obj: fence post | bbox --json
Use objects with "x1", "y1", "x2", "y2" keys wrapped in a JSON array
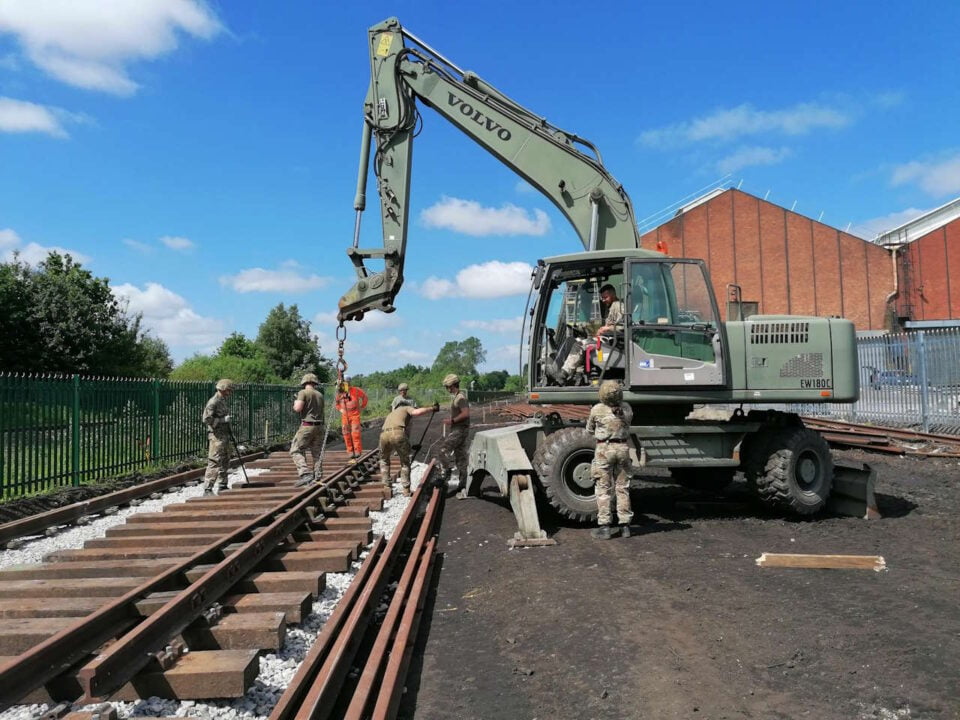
[
  {"x1": 917, "y1": 331, "x2": 930, "y2": 433},
  {"x1": 247, "y1": 386, "x2": 254, "y2": 446},
  {"x1": 71, "y1": 374, "x2": 80, "y2": 487},
  {"x1": 152, "y1": 379, "x2": 160, "y2": 462}
]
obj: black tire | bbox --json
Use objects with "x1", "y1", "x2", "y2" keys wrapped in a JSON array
[
  {"x1": 754, "y1": 427, "x2": 833, "y2": 514},
  {"x1": 670, "y1": 467, "x2": 735, "y2": 492},
  {"x1": 532, "y1": 427, "x2": 598, "y2": 522}
]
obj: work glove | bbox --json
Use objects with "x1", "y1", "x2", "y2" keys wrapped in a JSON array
[
  {"x1": 223, "y1": 415, "x2": 231, "y2": 424},
  {"x1": 432, "y1": 402, "x2": 440, "y2": 412}
]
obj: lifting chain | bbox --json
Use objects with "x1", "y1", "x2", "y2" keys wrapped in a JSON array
[{"x1": 335, "y1": 321, "x2": 349, "y2": 384}]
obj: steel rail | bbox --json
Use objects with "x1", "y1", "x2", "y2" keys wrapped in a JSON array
[
  {"x1": 344, "y1": 486, "x2": 442, "y2": 719},
  {"x1": 371, "y1": 535, "x2": 438, "y2": 720},
  {"x1": 0, "y1": 449, "x2": 377, "y2": 709},
  {"x1": 269, "y1": 462, "x2": 439, "y2": 720},
  {"x1": 0, "y1": 451, "x2": 265, "y2": 546},
  {"x1": 77, "y1": 450, "x2": 379, "y2": 700}
]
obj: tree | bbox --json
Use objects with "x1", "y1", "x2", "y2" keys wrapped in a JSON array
[
  {"x1": 136, "y1": 335, "x2": 174, "y2": 378},
  {"x1": 0, "y1": 252, "x2": 167, "y2": 376},
  {"x1": 219, "y1": 332, "x2": 258, "y2": 359},
  {"x1": 170, "y1": 353, "x2": 281, "y2": 383},
  {"x1": 255, "y1": 303, "x2": 334, "y2": 382},
  {"x1": 479, "y1": 370, "x2": 509, "y2": 390},
  {"x1": 431, "y1": 337, "x2": 486, "y2": 377}
]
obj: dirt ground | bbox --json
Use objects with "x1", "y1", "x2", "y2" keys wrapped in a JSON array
[{"x1": 372, "y1": 410, "x2": 960, "y2": 720}]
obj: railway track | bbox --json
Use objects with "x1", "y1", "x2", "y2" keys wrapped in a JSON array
[{"x1": 0, "y1": 448, "x2": 443, "y2": 720}]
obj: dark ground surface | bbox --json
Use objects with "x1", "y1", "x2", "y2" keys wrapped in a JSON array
[
  {"x1": 388, "y1": 410, "x2": 960, "y2": 720},
  {"x1": 3, "y1": 413, "x2": 957, "y2": 718}
]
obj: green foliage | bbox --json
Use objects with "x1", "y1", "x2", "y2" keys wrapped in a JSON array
[
  {"x1": 170, "y1": 353, "x2": 282, "y2": 383},
  {"x1": 0, "y1": 252, "x2": 172, "y2": 377},
  {"x1": 219, "y1": 332, "x2": 259, "y2": 359},
  {"x1": 256, "y1": 303, "x2": 332, "y2": 381},
  {"x1": 431, "y1": 336, "x2": 486, "y2": 377}
]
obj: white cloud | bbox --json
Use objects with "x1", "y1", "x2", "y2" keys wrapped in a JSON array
[
  {"x1": 421, "y1": 196, "x2": 550, "y2": 236},
  {"x1": 220, "y1": 265, "x2": 331, "y2": 293},
  {"x1": 639, "y1": 101, "x2": 851, "y2": 148},
  {"x1": 0, "y1": 228, "x2": 20, "y2": 249},
  {"x1": 1, "y1": 227, "x2": 90, "y2": 265},
  {"x1": 0, "y1": 96, "x2": 68, "y2": 137},
  {"x1": 716, "y1": 145, "x2": 792, "y2": 174},
  {"x1": 850, "y1": 207, "x2": 936, "y2": 240},
  {"x1": 419, "y1": 260, "x2": 534, "y2": 300},
  {"x1": 891, "y1": 153, "x2": 960, "y2": 197},
  {"x1": 112, "y1": 281, "x2": 224, "y2": 349},
  {"x1": 394, "y1": 348, "x2": 432, "y2": 362},
  {"x1": 462, "y1": 316, "x2": 525, "y2": 333},
  {"x1": 0, "y1": 0, "x2": 223, "y2": 95},
  {"x1": 159, "y1": 235, "x2": 194, "y2": 251},
  {"x1": 314, "y1": 309, "x2": 401, "y2": 333},
  {"x1": 480, "y1": 344, "x2": 522, "y2": 372},
  {"x1": 122, "y1": 238, "x2": 153, "y2": 253}
]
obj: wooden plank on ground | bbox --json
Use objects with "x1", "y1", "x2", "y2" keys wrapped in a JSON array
[{"x1": 755, "y1": 553, "x2": 886, "y2": 571}]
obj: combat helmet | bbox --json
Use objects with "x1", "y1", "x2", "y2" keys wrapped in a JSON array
[
  {"x1": 300, "y1": 373, "x2": 319, "y2": 386},
  {"x1": 442, "y1": 373, "x2": 460, "y2": 388},
  {"x1": 215, "y1": 378, "x2": 235, "y2": 392},
  {"x1": 598, "y1": 380, "x2": 623, "y2": 406},
  {"x1": 397, "y1": 382, "x2": 409, "y2": 391}
]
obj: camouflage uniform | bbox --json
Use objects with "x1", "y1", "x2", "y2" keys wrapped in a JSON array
[
  {"x1": 391, "y1": 383, "x2": 417, "y2": 411},
  {"x1": 378, "y1": 405, "x2": 416, "y2": 492},
  {"x1": 560, "y1": 299, "x2": 625, "y2": 378},
  {"x1": 586, "y1": 381, "x2": 633, "y2": 528},
  {"x1": 202, "y1": 382, "x2": 233, "y2": 492},
  {"x1": 290, "y1": 380, "x2": 325, "y2": 479},
  {"x1": 439, "y1": 374, "x2": 470, "y2": 484}
]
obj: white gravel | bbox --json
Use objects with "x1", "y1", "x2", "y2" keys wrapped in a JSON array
[
  {"x1": 0, "y1": 467, "x2": 270, "y2": 570},
  {"x1": 0, "y1": 461, "x2": 426, "y2": 720}
]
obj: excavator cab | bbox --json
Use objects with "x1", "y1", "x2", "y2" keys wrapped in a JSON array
[{"x1": 529, "y1": 250, "x2": 727, "y2": 395}]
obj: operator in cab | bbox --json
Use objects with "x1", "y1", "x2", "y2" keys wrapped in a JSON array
[{"x1": 558, "y1": 283, "x2": 625, "y2": 385}]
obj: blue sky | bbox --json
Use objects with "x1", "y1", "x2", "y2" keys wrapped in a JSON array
[{"x1": 2, "y1": 1, "x2": 959, "y2": 376}]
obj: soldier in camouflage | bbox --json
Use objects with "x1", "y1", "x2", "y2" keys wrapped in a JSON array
[
  {"x1": 391, "y1": 382, "x2": 418, "y2": 411},
  {"x1": 586, "y1": 380, "x2": 634, "y2": 539},
  {"x1": 291, "y1": 373, "x2": 326, "y2": 487},
  {"x1": 202, "y1": 379, "x2": 235, "y2": 495},
  {"x1": 438, "y1": 373, "x2": 470, "y2": 490},
  {"x1": 378, "y1": 401, "x2": 439, "y2": 496},
  {"x1": 559, "y1": 284, "x2": 625, "y2": 384}
]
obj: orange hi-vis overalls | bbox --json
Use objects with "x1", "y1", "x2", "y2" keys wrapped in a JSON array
[{"x1": 335, "y1": 386, "x2": 368, "y2": 455}]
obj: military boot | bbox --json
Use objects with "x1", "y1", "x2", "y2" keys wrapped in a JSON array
[
  {"x1": 619, "y1": 524, "x2": 632, "y2": 538},
  {"x1": 203, "y1": 486, "x2": 215, "y2": 497},
  {"x1": 591, "y1": 525, "x2": 613, "y2": 540},
  {"x1": 295, "y1": 472, "x2": 314, "y2": 488}
]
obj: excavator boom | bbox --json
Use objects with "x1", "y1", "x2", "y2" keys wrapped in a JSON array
[{"x1": 339, "y1": 17, "x2": 639, "y2": 321}]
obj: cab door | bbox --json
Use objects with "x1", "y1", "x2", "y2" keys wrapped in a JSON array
[{"x1": 625, "y1": 259, "x2": 726, "y2": 388}]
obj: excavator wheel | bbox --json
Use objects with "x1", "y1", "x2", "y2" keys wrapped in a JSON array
[
  {"x1": 753, "y1": 427, "x2": 833, "y2": 514},
  {"x1": 670, "y1": 467, "x2": 735, "y2": 493},
  {"x1": 532, "y1": 427, "x2": 598, "y2": 522}
]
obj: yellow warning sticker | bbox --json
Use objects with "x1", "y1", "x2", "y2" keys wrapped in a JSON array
[{"x1": 376, "y1": 33, "x2": 394, "y2": 57}]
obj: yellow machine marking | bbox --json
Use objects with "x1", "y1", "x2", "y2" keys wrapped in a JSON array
[{"x1": 376, "y1": 33, "x2": 394, "y2": 57}]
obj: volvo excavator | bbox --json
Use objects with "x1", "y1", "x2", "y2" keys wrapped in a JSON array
[{"x1": 338, "y1": 18, "x2": 877, "y2": 544}]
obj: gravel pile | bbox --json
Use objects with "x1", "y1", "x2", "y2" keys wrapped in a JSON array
[{"x1": 0, "y1": 462, "x2": 426, "y2": 720}]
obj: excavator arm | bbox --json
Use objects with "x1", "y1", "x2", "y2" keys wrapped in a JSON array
[{"x1": 338, "y1": 17, "x2": 640, "y2": 321}]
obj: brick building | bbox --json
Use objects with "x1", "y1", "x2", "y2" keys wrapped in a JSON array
[{"x1": 639, "y1": 188, "x2": 960, "y2": 332}]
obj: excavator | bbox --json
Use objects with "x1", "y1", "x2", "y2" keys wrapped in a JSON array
[{"x1": 338, "y1": 17, "x2": 877, "y2": 544}]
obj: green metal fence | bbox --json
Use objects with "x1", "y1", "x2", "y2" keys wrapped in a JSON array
[{"x1": 0, "y1": 374, "x2": 316, "y2": 499}]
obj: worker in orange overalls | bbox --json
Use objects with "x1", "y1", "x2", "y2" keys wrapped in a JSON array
[{"x1": 335, "y1": 377, "x2": 368, "y2": 462}]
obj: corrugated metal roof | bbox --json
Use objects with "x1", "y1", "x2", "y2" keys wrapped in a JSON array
[{"x1": 873, "y1": 195, "x2": 960, "y2": 246}]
